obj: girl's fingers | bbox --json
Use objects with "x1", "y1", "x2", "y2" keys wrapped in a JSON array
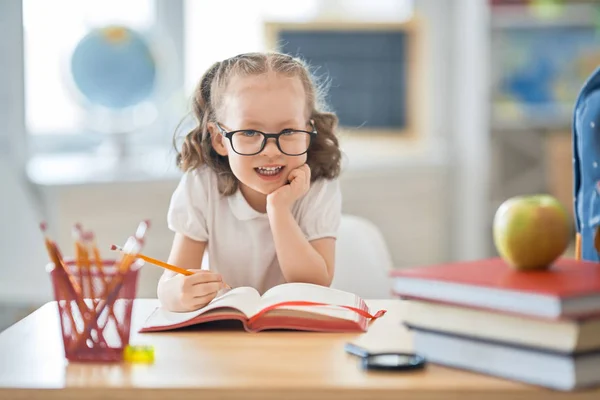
[
  {"x1": 303, "y1": 164, "x2": 311, "y2": 186},
  {"x1": 288, "y1": 168, "x2": 301, "y2": 183},
  {"x1": 187, "y1": 271, "x2": 222, "y2": 285},
  {"x1": 191, "y1": 282, "x2": 222, "y2": 297},
  {"x1": 191, "y1": 292, "x2": 219, "y2": 309}
]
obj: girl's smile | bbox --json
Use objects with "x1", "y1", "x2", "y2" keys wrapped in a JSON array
[{"x1": 255, "y1": 164, "x2": 286, "y2": 181}]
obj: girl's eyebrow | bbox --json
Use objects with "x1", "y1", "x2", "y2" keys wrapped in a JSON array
[{"x1": 239, "y1": 119, "x2": 303, "y2": 131}]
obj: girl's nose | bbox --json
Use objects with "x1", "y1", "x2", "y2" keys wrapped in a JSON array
[{"x1": 261, "y1": 137, "x2": 282, "y2": 157}]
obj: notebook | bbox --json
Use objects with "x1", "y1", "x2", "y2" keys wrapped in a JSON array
[
  {"x1": 410, "y1": 326, "x2": 600, "y2": 391},
  {"x1": 139, "y1": 282, "x2": 386, "y2": 333},
  {"x1": 391, "y1": 257, "x2": 600, "y2": 318}
]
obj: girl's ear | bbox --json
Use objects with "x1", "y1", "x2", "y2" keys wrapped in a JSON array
[{"x1": 208, "y1": 122, "x2": 228, "y2": 156}]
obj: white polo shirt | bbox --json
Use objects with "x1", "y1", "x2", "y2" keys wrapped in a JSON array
[{"x1": 167, "y1": 165, "x2": 342, "y2": 294}]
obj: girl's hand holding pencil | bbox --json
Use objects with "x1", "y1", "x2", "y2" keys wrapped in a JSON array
[
  {"x1": 158, "y1": 269, "x2": 227, "y2": 312},
  {"x1": 111, "y1": 245, "x2": 230, "y2": 312}
]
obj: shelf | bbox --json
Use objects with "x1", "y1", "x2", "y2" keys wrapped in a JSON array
[
  {"x1": 491, "y1": 103, "x2": 573, "y2": 131},
  {"x1": 491, "y1": 3, "x2": 598, "y2": 29}
]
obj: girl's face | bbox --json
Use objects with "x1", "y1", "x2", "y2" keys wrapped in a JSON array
[{"x1": 211, "y1": 73, "x2": 309, "y2": 200}]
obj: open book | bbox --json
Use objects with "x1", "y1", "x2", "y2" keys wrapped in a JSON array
[{"x1": 140, "y1": 283, "x2": 386, "y2": 333}]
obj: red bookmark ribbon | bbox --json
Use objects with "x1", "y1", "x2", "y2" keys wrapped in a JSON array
[{"x1": 248, "y1": 300, "x2": 387, "y2": 324}]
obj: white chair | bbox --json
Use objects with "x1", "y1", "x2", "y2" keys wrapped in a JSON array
[{"x1": 331, "y1": 214, "x2": 394, "y2": 299}]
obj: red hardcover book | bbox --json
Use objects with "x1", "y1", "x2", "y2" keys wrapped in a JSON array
[
  {"x1": 391, "y1": 257, "x2": 600, "y2": 318},
  {"x1": 140, "y1": 283, "x2": 385, "y2": 333}
]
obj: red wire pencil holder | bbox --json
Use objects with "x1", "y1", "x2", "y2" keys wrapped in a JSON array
[{"x1": 47, "y1": 258, "x2": 143, "y2": 362}]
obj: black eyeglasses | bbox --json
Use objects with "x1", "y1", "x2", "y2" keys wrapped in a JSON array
[{"x1": 215, "y1": 121, "x2": 317, "y2": 156}]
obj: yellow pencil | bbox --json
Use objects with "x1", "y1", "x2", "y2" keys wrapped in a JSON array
[
  {"x1": 110, "y1": 244, "x2": 231, "y2": 290},
  {"x1": 110, "y1": 244, "x2": 193, "y2": 276}
]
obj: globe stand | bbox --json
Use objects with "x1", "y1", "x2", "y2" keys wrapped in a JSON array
[
  {"x1": 95, "y1": 132, "x2": 132, "y2": 164},
  {"x1": 90, "y1": 107, "x2": 149, "y2": 165}
]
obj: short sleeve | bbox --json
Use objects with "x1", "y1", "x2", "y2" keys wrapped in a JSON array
[
  {"x1": 296, "y1": 178, "x2": 342, "y2": 241},
  {"x1": 167, "y1": 169, "x2": 209, "y2": 242}
]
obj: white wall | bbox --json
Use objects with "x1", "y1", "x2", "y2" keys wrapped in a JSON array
[{"x1": 0, "y1": 0, "x2": 53, "y2": 308}]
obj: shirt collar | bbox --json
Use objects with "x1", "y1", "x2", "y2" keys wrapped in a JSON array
[{"x1": 228, "y1": 188, "x2": 268, "y2": 221}]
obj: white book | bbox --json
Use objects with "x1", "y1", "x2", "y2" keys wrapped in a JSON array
[
  {"x1": 411, "y1": 327, "x2": 600, "y2": 391},
  {"x1": 403, "y1": 299, "x2": 600, "y2": 354}
]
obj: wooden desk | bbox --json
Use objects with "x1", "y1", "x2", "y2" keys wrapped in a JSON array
[{"x1": 0, "y1": 299, "x2": 597, "y2": 400}]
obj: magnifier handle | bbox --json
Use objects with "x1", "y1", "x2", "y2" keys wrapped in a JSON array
[{"x1": 344, "y1": 343, "x2": 370, "y2": 358}]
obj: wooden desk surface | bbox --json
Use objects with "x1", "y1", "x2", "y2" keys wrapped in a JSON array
[{"x1": 0, "y1": 299, "x2": 597, "y2": 400}]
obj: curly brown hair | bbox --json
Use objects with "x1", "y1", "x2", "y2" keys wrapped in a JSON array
[{"x1": 174, "y1": 52, "x2": 342, "y2": 196}]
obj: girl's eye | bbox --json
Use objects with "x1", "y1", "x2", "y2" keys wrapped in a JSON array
[
  {"x1": 241, "y1": 130, "x2": 259, "y2": 137},
  {"x1": 281, "y1": 129, "x2": 295, "y2": 136}
]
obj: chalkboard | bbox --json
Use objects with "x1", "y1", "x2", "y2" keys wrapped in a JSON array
[{"x1": 265, "y1": 22, "x2": 418, "y2": 136}]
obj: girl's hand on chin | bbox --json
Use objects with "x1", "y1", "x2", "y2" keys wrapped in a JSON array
[{"x1": 266, "y1": 164, "x2": 311, "y2": 212}]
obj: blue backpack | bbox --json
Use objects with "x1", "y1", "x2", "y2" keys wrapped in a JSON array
[{"x1": 573, "y1": 66, "x2": 600, "y2": 261}]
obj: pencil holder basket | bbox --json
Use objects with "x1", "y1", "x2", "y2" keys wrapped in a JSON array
[{"x1": 47, "y1": 258, "x2": 142, "y2": 362}]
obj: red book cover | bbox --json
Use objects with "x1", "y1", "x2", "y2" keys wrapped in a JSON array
[
  {"x1": 139, "y1": 282, "x2": 386, "y2": 333},
  {"x1": 391, "y1": 257, "x2": 600, "y2": 298}
]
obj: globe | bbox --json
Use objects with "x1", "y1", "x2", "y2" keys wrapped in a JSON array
[{"x1": 70, "y1": 25, "x2": 157, "y2": 110}]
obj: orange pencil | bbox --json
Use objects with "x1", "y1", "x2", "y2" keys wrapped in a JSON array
[
  {"x1": 84, "y1": 231, "x2": 107, "y2": 288},
  {"x1": 111, "y1": 241, "x2": 231, "y2": 289},
  {"x1": 40, "y1": 222, "x2": 107, "y2": 349},
  {"x1": 39, "y1": 222, "x2": 80, "y2": 333},
  {"x1": 40, "y1": 222, "x2": 82, "y2": 295},
  {"x1": 73, "y1": 236, "x2": 142, "y2": 351},
  {"x1": 83, "y1": 231, "x2": 125, "y2": 343},
  {"x1": 73, "y1": 224, "x2": 94, "y2": 301},
  {"x1": 110, "y1": 244, "x2": 193, "y2": 276}
]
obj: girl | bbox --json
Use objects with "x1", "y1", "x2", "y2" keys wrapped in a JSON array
[{"x1": 157, "y1": 52, "x2": 342, "y2": 312}]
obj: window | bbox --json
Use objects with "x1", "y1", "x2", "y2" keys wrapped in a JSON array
[{"x1": 22, "y1": 0, "x2": 156, "y2": 136}]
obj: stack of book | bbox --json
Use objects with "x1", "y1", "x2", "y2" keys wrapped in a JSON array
[{"x1": 391, "y1": 257, "x2": 600, "y2": 391}]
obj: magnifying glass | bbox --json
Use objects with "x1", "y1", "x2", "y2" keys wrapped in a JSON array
[{"x1": 344, "y1": 343, "x2": 426, "y2": 371}]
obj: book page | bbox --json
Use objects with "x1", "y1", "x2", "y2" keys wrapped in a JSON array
[
  {"x1": 254, "y1": 283, "x2": 361, "y2": 320},
  {"x1": 201, "y1": 286, "x2": 262, "y2": 316},
  {"x1": 143, "y1": 287, "x2": 261, "y2": 329}
]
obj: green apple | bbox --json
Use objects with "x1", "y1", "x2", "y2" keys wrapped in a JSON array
[{"x1": 493, "y1": 194, "x2": 571, "y2": 271}]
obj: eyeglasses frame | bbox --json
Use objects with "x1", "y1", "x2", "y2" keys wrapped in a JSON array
[{"x1": 214, "y1": 120, "x2": 317, "y2": 156}]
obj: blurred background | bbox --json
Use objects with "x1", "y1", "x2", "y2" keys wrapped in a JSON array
[{"x1": 0, "y1": 0, "x2": 595, "y2": 330}]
